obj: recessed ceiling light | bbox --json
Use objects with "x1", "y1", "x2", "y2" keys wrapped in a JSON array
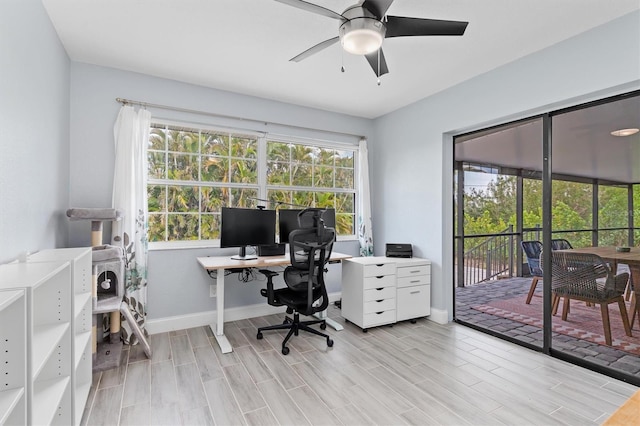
[{"x1": 611, "y1": 128, "x2": 639, "y2": 137}]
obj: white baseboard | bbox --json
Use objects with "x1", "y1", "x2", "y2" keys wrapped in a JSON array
[
  {"x1": 427, "y1": 308, "x2": 449, "y2": 325},
  {"x1": 146, "y1": 291, "x2": 343, "y2": 335}
]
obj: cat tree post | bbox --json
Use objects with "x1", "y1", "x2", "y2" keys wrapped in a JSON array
[
  {"x1": 90, "y1": 221, "x2": 121, "y2": 342},
  {"x1": 67, "y1": 208, "x2": 125, "y2": 371}
]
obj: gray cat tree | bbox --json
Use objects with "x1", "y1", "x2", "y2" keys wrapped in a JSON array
[{"x1": 67, "y1": 208, "x2": 151, "y2": 371}]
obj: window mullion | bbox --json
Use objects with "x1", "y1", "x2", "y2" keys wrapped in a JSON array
[{"x1": 257, "y1": 135, "x2": 267, "y2": 203}]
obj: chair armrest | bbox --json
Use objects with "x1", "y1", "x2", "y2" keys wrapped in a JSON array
[{"x1": 258, "y1": 269, "x2": 280, "y2": 305}]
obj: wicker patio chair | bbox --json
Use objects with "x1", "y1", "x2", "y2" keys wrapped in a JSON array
[
  {"x1": 522, "y1": 241, "x2": 543, "y2": 304},
  {"x1": 551, "y1": 238, "x2": 573, "y2": 250},
  {"x1": 550, "y1": 251, "x2": 632, "y2": 346}
]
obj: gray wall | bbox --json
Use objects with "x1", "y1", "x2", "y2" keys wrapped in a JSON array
[
  {"x1": 3, "y1": 3, "x2": 638, "y2": 325},
  {"x1": 69, "y1": 63, "x2": 371, "y2": 319},
  {"x1": 0, "y1": 0, "x2": 70, "y2": 263},
  {"x1": 371, "y1": 10, "x2": 640, "y2": 321}
]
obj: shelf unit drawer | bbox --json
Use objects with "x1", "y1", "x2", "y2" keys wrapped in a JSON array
[
  {"x1": 364, "y1": 298, "x2": 396, "y2": 314},
  {"x1": 397, "y1": 274, "x2": 429, "y2": 288},
  {"x1": 363, "y1": 274, "x2": 395, "y2": 290},
  {"x1": 396, "y1": 285, "x2": 430, "y2": 322},
  {"x1": 363, "y1": 263, "x2": 396, "y2": 277},
  {"x1": 364, "y1": 286, "x2": 395, "y2": 302},
  {"x1": 397, "y1": 264, "x2": 430, "y2": 278},
  {"x1": 363, "y1": 310, "x2": 396, "y2": 327}
]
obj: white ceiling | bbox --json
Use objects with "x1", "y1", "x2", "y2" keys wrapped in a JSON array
[{"x1": 42, "y1": 0, "x2": 640, "y2": 119}]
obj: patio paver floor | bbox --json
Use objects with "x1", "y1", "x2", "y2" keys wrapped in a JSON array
[{"x1": 455, "y1": 276, "x2": 640, "y2": 377}]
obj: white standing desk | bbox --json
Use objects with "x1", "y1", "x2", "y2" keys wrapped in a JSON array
[{"x1": 197, "y1": 252, "x2": 351, "y2": 353}]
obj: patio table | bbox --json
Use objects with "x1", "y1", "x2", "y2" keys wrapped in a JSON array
[{"x1": 557, "y1": 246, "x2": 640, "y2": 329}]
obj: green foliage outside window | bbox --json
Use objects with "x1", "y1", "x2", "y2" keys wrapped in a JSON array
[
  {"x1": 266, "y1": 140, "x2": 356, "y2": 237},
  {"x1": 457, "y1": 168, "x2": 640, "y2": 251},
  {"x1": 147, "y1": 124, "x2": 357, "y2": 243}
]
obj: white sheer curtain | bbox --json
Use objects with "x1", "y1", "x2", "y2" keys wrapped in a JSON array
[
  {"x1": 112, "y1": 105, "x2": 151, "y2": 344},
  {"x1": 358, "y1": 138, "x2": 374, "y2": 256}
]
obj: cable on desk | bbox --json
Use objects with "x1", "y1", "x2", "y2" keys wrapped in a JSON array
[{"x1": 207, "y1": 266, "x2": 285, "y2": 283}]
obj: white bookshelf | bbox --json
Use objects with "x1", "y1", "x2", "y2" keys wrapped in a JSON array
[
  {"x1": 0, "y1": 261, "x2": 73, "y2": 425},
  {"x1": 0, "y1": 289, "x2": 26, "y2": 425},
  {"x1": 28, "y1": 248, "x2": 92, "y2": 426}
]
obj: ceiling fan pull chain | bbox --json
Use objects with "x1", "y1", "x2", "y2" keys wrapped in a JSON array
[
  {"x1": 341, "y1": 49, "x2": 345, "y2": 73},
  {"x1": 377, "y1": 49, "x2": 381, "y2": 86}
]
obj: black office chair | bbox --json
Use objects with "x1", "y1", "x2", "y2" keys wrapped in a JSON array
[{"x1": 256, "y1": 213, "x2": 336, "y2": 355}]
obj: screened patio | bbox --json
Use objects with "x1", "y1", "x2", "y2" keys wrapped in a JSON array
[{"x1": 453, "y1": 91, "x2": 640, "y2": 383}]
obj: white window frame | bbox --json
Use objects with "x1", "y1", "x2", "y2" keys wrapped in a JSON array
[{"x1": 148, "y1": 120, "x2": 359, "y2": 250}]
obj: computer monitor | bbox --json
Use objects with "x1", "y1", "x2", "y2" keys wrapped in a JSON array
[
  {"x1": 278, "y1": 208, "x2": 336, "y2": 243},
  {"x1": 220, "y1": 207, "x2": 276, "y2": 260}
]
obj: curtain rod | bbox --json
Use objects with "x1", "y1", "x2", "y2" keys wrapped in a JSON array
[{"x1": 115, "y1": 97, "x2": 365, "y2": 140}]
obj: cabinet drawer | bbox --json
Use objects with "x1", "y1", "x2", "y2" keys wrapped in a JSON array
[
  {"x1": 363, "y1": 274, "x2": 395, "y2": 290},
  {"x1": 396, "y1": 285, "x2": 430, "y2": 322},
  {"x1": 363, "y1": 310, "x2": 396, "y2": 327},
  {"x1": 364, "y1": 298, "x2": 396, "y2": 314},
  {"x1": 364, "y1": 286, "x2": 395, "y2": 302},
  {"x1": 397, "y1": 274, "x2": 429, "y2": 288},
  {"x1": 397, "y1": 265, "x2": 430, "y2": 278},
  {"x1": 363, "y1": 263, "x2": 396, "y2": 278}
]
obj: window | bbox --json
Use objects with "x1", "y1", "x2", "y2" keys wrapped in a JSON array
[
  {"x1": 147, "y1": 122, "x2": 358, "y2": 246},
  {"x1": 266, "y1": 139, "x2": 356, "y2": 237}
]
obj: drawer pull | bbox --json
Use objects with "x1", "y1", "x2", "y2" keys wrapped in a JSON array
[
  {"x1": 410, "y1": 280, "x2": 420, "y2": 283},
  {"x1": 376, "y1": 288, "x2": 383, "y2": 291},
  {"x1": 376, "y1": 276, "x2": 384, "y2": 279},
  {"x1": 376, "y1": 264, "x2": 384, "y2": 267},
  {"x1": 376, "y1": 299, "x2": 383, "y2": 303},
  {"x1": 410, "y1": 291, "x2": 420, "y2": 294},
  {"x1": 409, "y1": 270, "x2": 421, "y2": 274},
  {"x1": 376, "y1": 312, "x2": 384, "y2": 315}
]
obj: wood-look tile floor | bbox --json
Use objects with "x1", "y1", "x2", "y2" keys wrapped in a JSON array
[{"x1": 81, "y1": 306, "x2": 639, "y2": 425}]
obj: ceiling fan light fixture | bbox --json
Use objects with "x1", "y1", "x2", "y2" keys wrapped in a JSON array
[
  {"x1": 610, "y1": 128, "x2": 639, "y2": 137},
  {"x1": 339, "y1": 17, "x2": 385, "y2": 55}
]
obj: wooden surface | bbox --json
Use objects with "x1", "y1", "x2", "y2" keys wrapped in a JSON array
[
  {"x1": 603, "y1": 388, "x2": 640, "y2": 425},
  {"x1": 197, "y1": 251, "x2": 352, "y2": 270},
  {"x1": 560, "y1": 246, "x2": 640, "y2": 266}
]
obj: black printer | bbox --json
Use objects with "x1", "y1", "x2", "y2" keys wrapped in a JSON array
[{"x1": 385, "y1": 243, "x2": 413, "y2": 258}]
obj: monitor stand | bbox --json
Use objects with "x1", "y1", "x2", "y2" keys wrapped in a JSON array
[{"x1": 231, "y1": 246, "x2": 257, "y2": 260}]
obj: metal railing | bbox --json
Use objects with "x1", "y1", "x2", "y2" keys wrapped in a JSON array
[{"x1": 462, "y1": 225, "x2": 514, "y2": 286}]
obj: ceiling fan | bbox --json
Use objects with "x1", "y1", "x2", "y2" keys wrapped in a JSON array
[{"x1": 276, "y1": 0, "x2": 468, "y2": 81}]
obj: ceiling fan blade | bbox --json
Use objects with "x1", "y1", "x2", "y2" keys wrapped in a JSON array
[
  {"x1": 365, "y1": 48, "x2": 389, "y2": 77},
  {"x1": 362, "y1": 0, "x2": 395, "y2": 20},
  {"x1": 290, "y1": 36, "x2": 340, "y2": 62},
  {"x1": 385, "y1": 16, "x2": 468, "y2": 37},
  {"x1": 274, "y1": 0, "x2": 344, "y2": 20}
]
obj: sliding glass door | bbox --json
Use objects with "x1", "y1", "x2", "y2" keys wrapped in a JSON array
[{"x1": 454, "y1": 91, "x2": 640, "y2": 384}]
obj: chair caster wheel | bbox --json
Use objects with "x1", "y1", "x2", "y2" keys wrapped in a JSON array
[
  {"x1": 327, "y1": 338, "x2": 333, "y2": 347},
  {"x1": 282, "y1": 346, "x2": 290, "y2": 355},
  {"x1": 320, "y1": 322, "x2": 327, "y2": 330},
  {"x1": 256, "y1": 332, "x2": 263, "y2": 340},
  {"x1": 410, "y1": 319, "x2": 417, "y2": 324},
  {"x1": 362, "y1": 329, "x2": 368, "y2": 333}
]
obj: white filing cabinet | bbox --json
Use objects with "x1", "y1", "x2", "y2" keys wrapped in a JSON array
[
  {"x1": 395, "y1": 258, "x2": 431, "y2": 322},
  {"x1": 28, "y1": 248, "x2": 92, "y2": 426},
  {"x1": 341, "y1": 256, "x2": 431, "y2": 331},
  {"x1": 0, "y1": 261, "x2": 73, "y2": 426}
]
